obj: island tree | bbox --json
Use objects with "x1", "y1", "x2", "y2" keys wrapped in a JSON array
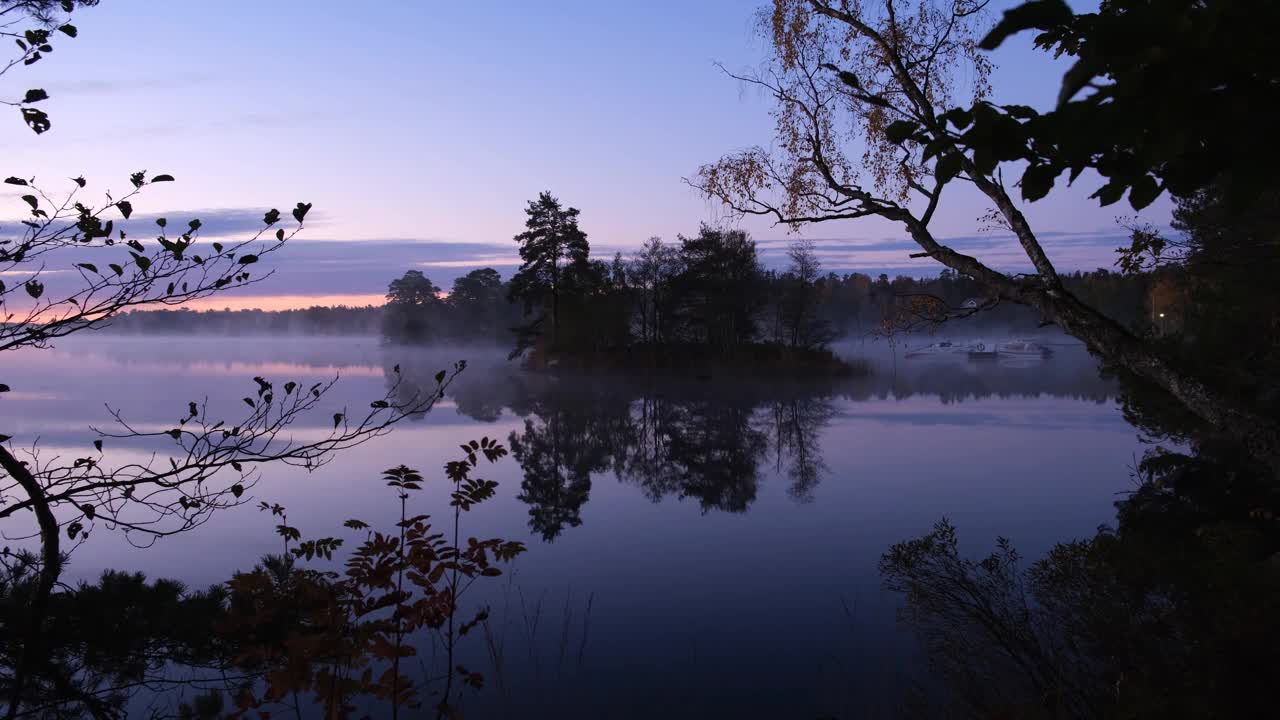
[{"x1": 508, "y1": 192, "x2": 591, "y2": 347}]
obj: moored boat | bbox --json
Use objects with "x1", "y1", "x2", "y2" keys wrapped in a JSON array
[{"x1": 905, "y1": 339, "x2": 984, "y2": 359}]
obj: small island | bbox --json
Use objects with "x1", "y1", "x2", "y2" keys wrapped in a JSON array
[{"x1": 382, "y1": 193, "x2": 867, "y2": 377}]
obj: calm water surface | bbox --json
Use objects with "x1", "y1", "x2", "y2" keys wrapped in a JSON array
[{"x1": 2, "y1": 336, "x2": 1146, "y2": 717}]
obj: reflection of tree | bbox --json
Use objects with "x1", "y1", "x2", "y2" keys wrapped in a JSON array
[
  {"x1": 0, "y1": 567, "x2": 232, "y2": 719},
  {"x1": 465, "y1": 374, "x2": 841, "y2": 535},
  {"x1": 659, "y1": 398, "x2": 769, "y2": 513},
  {"x1": 507, "y1": 381, "x2": 626, "y2": 541},
  {"x1": 768, "y1": 397, "x2": 836, "y2": 503},
  {"x1": 881, "y1": 448, "x2": 1280, "y2": 717},
  {"x1": 386, "y1": 354, "x2": 1126, "y2": 542},
  {"x1": 509, "y1": 415, "x2": 596, "y2": 541}
]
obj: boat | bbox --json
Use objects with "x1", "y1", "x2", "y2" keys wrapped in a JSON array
[
  {"x1": 968, "y1": 341, "x2": 998, "y2": 360},
  {"x1": 996, "y1": 338, "x2": 1053, "y2": 359},
  {"x1": 904, "y1": 339, "x2": 984, "y2": 358}
]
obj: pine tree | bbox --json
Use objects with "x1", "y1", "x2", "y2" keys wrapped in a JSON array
[{"x1": 508, "y1": 192, "x2": 590, "y2": 347}]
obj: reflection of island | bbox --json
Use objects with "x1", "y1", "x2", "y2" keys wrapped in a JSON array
[{"x1": 386, "y1": 347, "x2": 1118, "y2": 540}]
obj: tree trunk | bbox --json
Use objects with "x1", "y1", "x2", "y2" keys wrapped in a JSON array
[
  {"x1": 897, "y1": 215, "x2": 1280, "y2": 473},
  {"x1": 0, "y1": 446, "x2": 61, "y2": 719}
]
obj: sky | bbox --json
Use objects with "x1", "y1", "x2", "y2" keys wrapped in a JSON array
[{"x1": 2, "y1": 0, "x2": 1170, "y2": 310}]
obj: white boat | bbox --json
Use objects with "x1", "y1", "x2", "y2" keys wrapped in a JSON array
[
  {"x1": 904, "y1": 339, "x2": 985, "y2": 358},
  {"x1": 996, "y1": 339, "x2": 1052, "y2": 359}
]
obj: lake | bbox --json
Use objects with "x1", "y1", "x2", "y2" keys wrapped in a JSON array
[{"x1": 1, "y1": 335, "x2": 1147, "y2": 718}]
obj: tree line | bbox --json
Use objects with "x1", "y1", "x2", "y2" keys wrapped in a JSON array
[
  {"x1": 96, "y1": 258, "x2": 1156, "y2": 344},
  {"x1": 380, "y1": 191, "x2": 1158, "y2": 359}
]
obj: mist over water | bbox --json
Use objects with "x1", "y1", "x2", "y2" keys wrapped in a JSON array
[{"x1": 3, "y1": 335, "x2": 1144, "y2": 716}]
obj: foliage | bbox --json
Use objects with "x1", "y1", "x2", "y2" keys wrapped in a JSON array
[
  {"x1": 0, "y1": 5, "x2": 463, "y2": 716},
  {"x1": 382, "y1": 270, "x2": 444, "y2": 343},
  {"x1": 1108, "y1": 178, "x2": 1280, "y2": 448},
  {"x1": 882, "y1": 447, "x2": 1280, "y2": 718},
  {"x1": 966, "y1": 0, "x2": 1280, "y2": 210},
  {"x1": 0, "y1": 1, "x2": 96, "y2": 134},
  {"x1": 0, "y1": 564, "x2": 232, "y2": 720},
  {"x1": 222, "y1": 439, "x2": 524, "y2": 719},
  {"x1": 691, "y1": 0, "x2": 1280, "y2": 467},
  {"x1": 381, "y1": 268, "x2": 524, "y2": 345},
  {"x1": 508, "y1": 192, "x2": 591, "y2": 346},
  {"x1": 104, "y1": 304, "x2": 385, "y2": 336}
]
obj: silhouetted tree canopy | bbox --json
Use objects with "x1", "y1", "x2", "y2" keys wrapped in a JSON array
[{"x1": 693, "y1": 0, "x2": 1280, "y2": 470}]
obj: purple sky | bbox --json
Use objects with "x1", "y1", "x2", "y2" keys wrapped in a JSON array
[{"x1": 2, "y1": 0, "x2": 1168, "y2": 309}]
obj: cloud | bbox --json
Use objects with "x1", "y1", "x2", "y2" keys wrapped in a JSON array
[
  {"x1": 44, "y1": 72, "x2": 211, "y2": 97},
  {"x1": 123, "y1": 208, "x2": 287, "y2": 237},
  {"x1": 750, "y1": 229, "x2": 1134, "y2": 276},
  {"x1": 1, "y1": 200, "x2": 1142, "y2": 310}
]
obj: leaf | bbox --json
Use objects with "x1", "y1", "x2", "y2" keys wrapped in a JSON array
[
  {"x1": 67, "y1": 521, "x2": 83, "y2": 540},
  {"x1": 1002, "y1": 104, "x2": 1038, "y2": 120},
  {"x1": 72, "y1": 176, "x2": 85, "y2": 187},
  {"x1": 370, "y1": 400, "x2": 389, "y2": 409},
  {"x1": 20, "y1": 108, "x2": 50, "y2": 134},
  {"x1": 130, "y1": 171, "x2": 146, "y2": 188},
  {"x1": 979, "y1": 0, "x2": 1073, "y2": 51},
  {"x1": 81, "y1": 504, "x2": 95, "y2": 520},
  {"x1": 0, "y1": 384, "x2": 9, "y2": 392},
  {"x1": 1128, "y1": 175, "x2": 1161, "y2": 210},
  {"x1": 934, "y1": 152, "x2": 963, "y2": 185},
  {"x1": 884, "y1": 120, "x2": 919, "y2": 145},
  {"x1": 1020, "y1": 163, "x2": 1058, "y2": 202},
  {"x1": 292, "y1": 202, "x2": 312, "y2": 223},
  {"x1": 940, "y1": 107, "x2": 972, "y2": 130},
  {"x1": 332, "y1": 412, "x2": 343, "y2": 428},
  {"x1": 237, "y1": 254, "x2": 258, "y2": 265},
  {"x1": 76, "y1": 263, "x2": 98, "y2": 273},
  {"x1": 4, "y1": 176, "x2": 28, "y2": 186},
  {"x1": 24, "y1": 280, "x2": 43, "y2": 299},
  {"x1": 263, "y1": 208, "x2": 280, "y2": 225},
  {"x1": 1090, "y1": 180, "x2": 1127, "y2": 207},
  {"x1": 22, "y1": 88, "x2": 48, "y2": 104},
  {"x1": 151, "y1": 174, "x2": 175, "y2": 182},
  {"x1": 58, "y1": 24, "x2": 77, "y2": 38},
  {"x1": 116, "y1": 200, "x2": 133, "y2": 219},
  {"x1": 156, "y1": 217, "x2": 167, "y2": 228},
  {"x1": 108, "y1": 263, "x2": 123, "y2": 276},
  {"x1": 435, "y1": 370, "x2": 446, "y2": 384},
  {"x1": 93, "y1": 439, "x2": 102, "y2": 452},
  {"x1": 1057, "y1": 57, "x2": 1098, "y2": 107},
  {"x1": 231, "y1": 483, "x2": 244, "y2": 498},
  {"x1": 20, "y1": 195, "x2": 37, "y2": 210}
]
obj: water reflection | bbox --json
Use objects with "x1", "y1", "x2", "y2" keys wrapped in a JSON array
[
  {"x1": 385, "y1": 343, "x2": 1117, "y2": 541},
  {"x1": 1, "y1": 338, "x2": 1148, "y2": 718}
]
